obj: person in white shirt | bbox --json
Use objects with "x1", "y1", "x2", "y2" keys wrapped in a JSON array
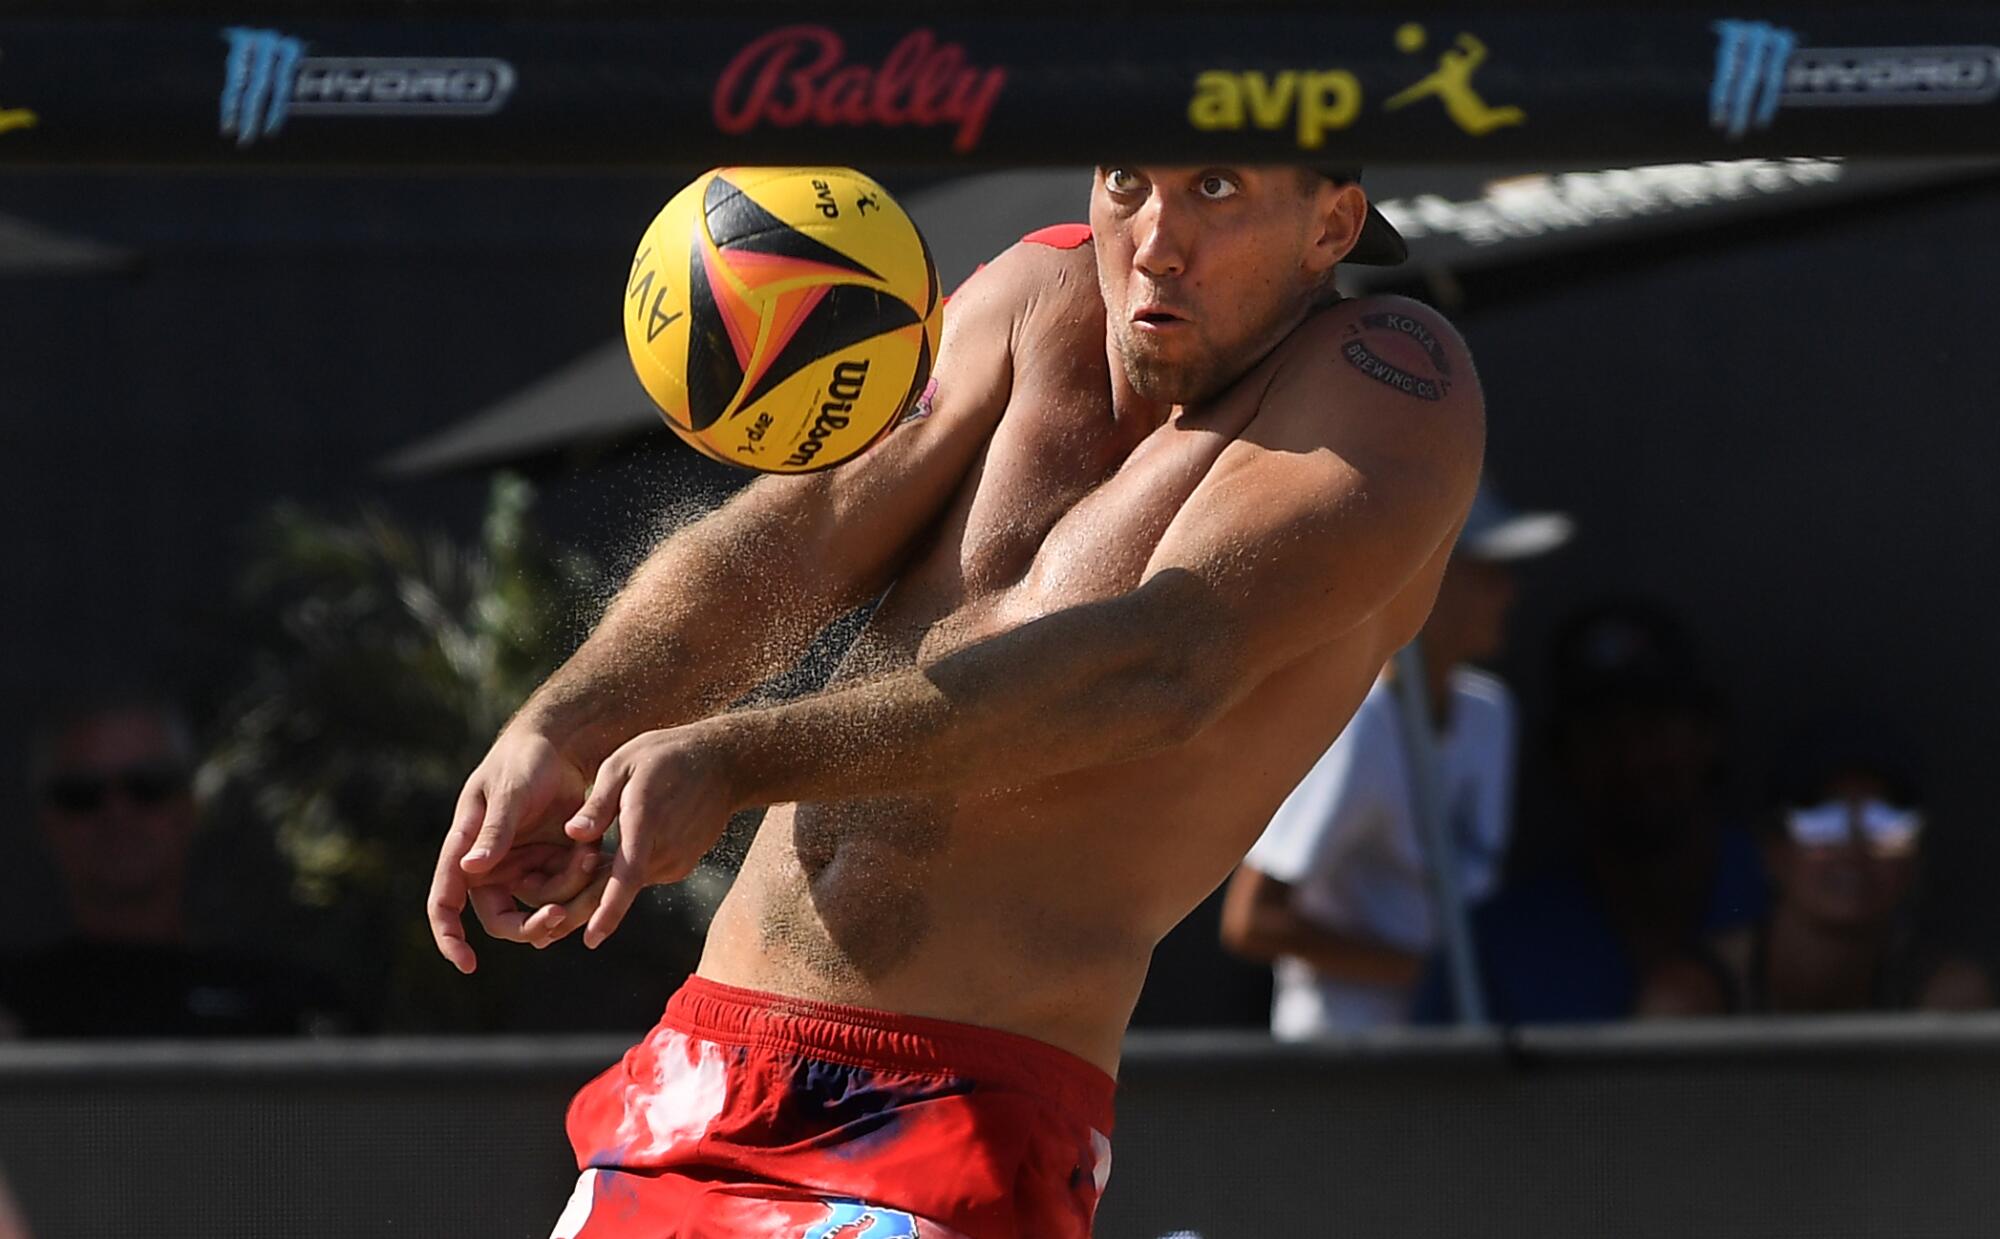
[{"x1": 1220, "y1": 485, "x2": 1570, "y2": 1036}]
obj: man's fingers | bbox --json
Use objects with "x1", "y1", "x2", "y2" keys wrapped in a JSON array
[
  {"x1": 469, "y1": 882, "x2": 540, "y2": 943},
  {"x1": 519, "y1": 873, "x2": 601, "y2": 947},
  {"x1": 463, "y1": 786, "x2": 527, "y2": 873},
  {"x1": 428, "y1": 789, "x2": 487, "y2": 972},
  {"x1": 585, "y1": 782, "x2": 654, "y2": 948},
  {"x1": 565, "y1": 760, "x2": 630, "y2": 843},
  {"x1": 512, "y1": 847, "x2": 603, "y2": 906},
  {"x1": 520, "y1": 866, "x2": 612, "y2": 947},
  {"x1": 427, "y1": 878, "x2": 477, "y2": 974},
  {"x1": 585, "y1": 871, "x2": 641, "y2": 951}
]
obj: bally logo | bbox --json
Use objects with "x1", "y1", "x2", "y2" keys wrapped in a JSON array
[{"x1": 714, "y1": 26, "x2": 1006, "y2": 154}]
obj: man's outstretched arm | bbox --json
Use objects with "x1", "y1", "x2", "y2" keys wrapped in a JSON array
[
  {"x1": 426, "y1": 240, "x2": 1031, "y2": 970},
  {"x1": 556, "y1": 297, "x2": 1484, "y2": 947},
  {"x1": 1220, "y1": 865, "x2": 1424, "y2": 989}
]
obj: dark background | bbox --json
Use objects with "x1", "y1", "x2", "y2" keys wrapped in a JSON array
[{"x1": 5, "y1": 167, "x2": 1999, "y2": 1013}]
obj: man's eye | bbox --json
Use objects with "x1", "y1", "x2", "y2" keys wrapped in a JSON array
[
  {"x1": 1198, "y1": 174, "x2": 1240, "y2": 200},
  {"x1": 1103, "y1": 168, "x2": 1142, "y2": 194}
]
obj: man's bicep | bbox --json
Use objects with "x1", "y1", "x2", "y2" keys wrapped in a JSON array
[
  {"x1": 1142, "y1": 306, "x2": 1483, "y2": 683},
  {"x1": 1141, "y1": 439, "x2": 1470, "y2": 682}
]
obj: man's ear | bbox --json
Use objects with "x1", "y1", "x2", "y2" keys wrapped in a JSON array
[{"x1": 1308, "y1": 181, "x2": 1369, "y2": 275}]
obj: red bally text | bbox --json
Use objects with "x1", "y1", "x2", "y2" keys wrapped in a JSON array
[{"x1": 713, "y1": 25, "x2": 1007, "y2": 154}]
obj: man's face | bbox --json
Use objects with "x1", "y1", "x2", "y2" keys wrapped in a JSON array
[
  {"x1": 1090, "y1": 166, "x2": 1364, "y2": 405},
  {"x1": 36, "y1": 708, "x2": 197, "y2": 912},
  {"x1": 1771, "y1": 772, "x2": 1917, "y2": 931}
]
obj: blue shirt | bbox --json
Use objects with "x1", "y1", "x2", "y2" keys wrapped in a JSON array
[{"x1": 1411, "y1": 827, "x2": 1769, "y2": 1025}]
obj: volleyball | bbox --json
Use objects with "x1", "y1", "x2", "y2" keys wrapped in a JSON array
[{"x1": 623, "y1": 167, "x2": 942, "y2": 474}]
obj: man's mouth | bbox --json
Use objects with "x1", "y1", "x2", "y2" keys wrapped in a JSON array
[{"x1": 1133, "y1": 305, "x2": 1189, "y2": 328}]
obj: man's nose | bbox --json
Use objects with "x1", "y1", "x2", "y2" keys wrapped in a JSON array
[{"x1": 1131, "y1": 191, "x2": 1187, "y2": 280}]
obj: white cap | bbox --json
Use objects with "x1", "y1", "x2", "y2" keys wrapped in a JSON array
[{"x1": 1458, "y1": 483, "x2": 1574, "y2": 562}]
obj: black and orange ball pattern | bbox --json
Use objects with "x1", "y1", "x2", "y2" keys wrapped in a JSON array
[{"x1": 624, "y1": 167, "x2": 943, "y2": 474}]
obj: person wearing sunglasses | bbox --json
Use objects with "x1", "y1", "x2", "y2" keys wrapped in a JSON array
[
  {"x1": 29, "y1": 698, "x2": 200, "y2": 950},
  {"x1": 1649, "y1": 733, "x2": 1991, "y2": 1015},
  {"x1": 2, "y1": 694, "x2": 349, "y2": 1037}
]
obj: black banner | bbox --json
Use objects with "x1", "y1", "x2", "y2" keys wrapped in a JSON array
[{"x1": 1, "y1": 12, "x2": 1998, "y2": 168}]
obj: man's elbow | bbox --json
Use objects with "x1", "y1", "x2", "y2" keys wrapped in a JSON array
[
  {"x1": 1219, "y1": 914, "x2": 1278, "y2": 963},
  {"x1": 1219, "y1": 867, "x2": 1287, "y2": 963}
]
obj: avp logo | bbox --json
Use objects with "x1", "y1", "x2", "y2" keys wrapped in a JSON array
[
  {"x1": 219, "y1": 27, "x2": 516, "y2": 147},
  {"x1": 801, "y1": 1199, "x2": 920, "y2": 1239},
  {"x1": 1710, "y1": 19, "x2": 2000, "y2": 139},
  {"x1": 1188, "y1": 23, "x2": 1524, "y2": 150},
  {"x1": 0, "y1": 47, "x2": 35, "y2": 136}
]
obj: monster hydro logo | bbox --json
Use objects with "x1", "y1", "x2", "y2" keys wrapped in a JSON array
[
  {"x1": 218, "y1": 27, "x2": 516, "y2": 147},
  {"x1": 1708, "y1": 19, "x2": 2000, "y2": 139},
  {"x1": 802, "y1": 1200, "x2": 921, "y2": 1239}
]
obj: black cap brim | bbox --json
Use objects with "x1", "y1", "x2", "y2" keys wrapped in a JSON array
[{"x1": 1349, "y1": 204, "x2": 1408, "y2": 266}]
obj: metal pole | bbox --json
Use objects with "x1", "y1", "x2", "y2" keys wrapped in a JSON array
[{"x1": 1390, "y1": 641, "x2": 1489, "y2": 1026}]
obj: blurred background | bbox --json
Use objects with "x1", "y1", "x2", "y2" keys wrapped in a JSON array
[
  {"x1": 6, "y1": 4, "x2": 2000, "y2": 1236},
  {"x1": 9, "y1": 162, "x2": 2000, "y2": 1031}
]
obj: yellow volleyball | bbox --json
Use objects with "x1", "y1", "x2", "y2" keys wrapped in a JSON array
[{"x1": 624, "y1": 167, "x2": 943, "y2": 473}]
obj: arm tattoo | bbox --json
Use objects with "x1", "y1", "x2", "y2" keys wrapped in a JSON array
[
  {"x1": 1340, "y1": 312, "x2": 1453, "y2": 401},
  {"x1": 896, "y1": 376, "x2": 939, "y2": 427}
]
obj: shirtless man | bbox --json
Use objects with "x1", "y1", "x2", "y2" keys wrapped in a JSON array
[{"x1": 427, "y1": 165, "x2": 1483, "y2": 1238}]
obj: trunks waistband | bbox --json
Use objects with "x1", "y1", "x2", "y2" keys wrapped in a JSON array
[{"x1": 667, "y1": 975, "x2": 1117, "y2": 1135}]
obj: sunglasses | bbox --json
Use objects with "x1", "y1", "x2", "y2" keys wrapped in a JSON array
[
  {"x1": 40, "y1": 764, "x2": 191, "y2": 814},
  {"x1": 1785, "y1": 798, "x2": 1923, "y2": 857}
]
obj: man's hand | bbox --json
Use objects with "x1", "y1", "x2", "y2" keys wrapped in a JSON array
[
  {"x1": 525, "y1": 724, "x2": 739, "y2": 951},
  {"x1": 427, "y1": 728, "x2": 598, "y2": 973}
]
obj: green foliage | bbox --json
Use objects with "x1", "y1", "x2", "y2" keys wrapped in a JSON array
[
  {"x1": 211, "y1": 475, "x2": 599, "y2": 907},
  {"x1": 205, "y1": 475, "x2": 711, "y2": 1030}
]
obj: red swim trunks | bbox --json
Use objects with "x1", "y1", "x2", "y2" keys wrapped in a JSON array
[{"x1": 553, "y1": 977, "x2": 1117, "y2": 1239}]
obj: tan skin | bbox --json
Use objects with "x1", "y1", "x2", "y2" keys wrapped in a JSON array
[
  {"x1": 427, "y1": 166, "x2": 1484, "y2": 1074},
  {"x1": 1219, "y1": 556, "x2": 1519, "y2": 990}
]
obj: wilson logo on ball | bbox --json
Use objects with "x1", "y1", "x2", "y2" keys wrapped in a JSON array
[
  {"x1": 783, "y1": 360, "x2": 871, "y2": 469},
  {"x1": 624, "y1": 166, "x2": 941, "y2": 474}
]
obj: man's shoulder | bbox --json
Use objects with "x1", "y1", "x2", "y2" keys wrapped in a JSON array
[
  {"x1": 943, "y1": 230, "x2": 1104, "y2": 375},
  {"x1": 1288, "y1": 293, "x2": 1474, "y2": 392},
  {"x1": 951, "y1": 225, "x2": 1098, "y2": 308},
  {"x1": 1255, "y1": 293, "x2": 1482, "y2": 454}
]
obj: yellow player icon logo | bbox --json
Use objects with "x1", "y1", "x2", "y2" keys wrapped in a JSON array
[
  {"x1": 0, "y1": 107, "x2": 34, "y2": 135},
  {"x1": 1384, "y1": 24, "x2": 1526, "y2": 136}
]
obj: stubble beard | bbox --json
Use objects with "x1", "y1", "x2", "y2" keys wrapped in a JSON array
[
  {"x1": 1109, "y1": 283, "x2": 1316, "y2": 407},
  {"x1": 1111, "y1": 318, "x2": 1228, "y2": 406}
]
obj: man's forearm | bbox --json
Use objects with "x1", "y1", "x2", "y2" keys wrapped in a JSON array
[
  {"x1": 706, "y1": 574, "x2": 1224, "y2": 809},
  {"x1": 1248, "y1": 918, "x2": 1424, "y2": 989},
  {"x1": 514, "y1": 500, "x2": 857, "y2": 769}
]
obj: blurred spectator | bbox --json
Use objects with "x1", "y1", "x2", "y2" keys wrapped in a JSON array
[
  {"x1": 0, "y1": 691, "x2": 352, "y2": 1037},
  {"x1": 1643, "y1": 721, "x2": 1992, "y2": 1015},
  {"x1": 1413, "y1": 598, "x2": 1767, "y2": 1024},
  {"x1": 1220, "y1": 484, "x2": 1571, "y2": 1036}
]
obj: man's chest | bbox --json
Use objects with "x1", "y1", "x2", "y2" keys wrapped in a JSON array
[{"x1": 906, "y1": 369, "x2": 1252, "y2": 638}]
